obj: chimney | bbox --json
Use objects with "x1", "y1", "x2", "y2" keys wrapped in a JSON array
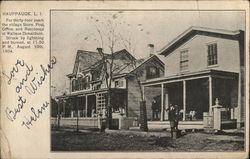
[{"x1": 147, "y1": 44, "x2": 154, "y2": 57}]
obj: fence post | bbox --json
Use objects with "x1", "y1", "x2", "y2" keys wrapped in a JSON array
[{"x1": 212, "y1": 98, "x2": 222, "y2": 132}]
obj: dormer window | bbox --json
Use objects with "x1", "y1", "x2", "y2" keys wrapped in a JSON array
[
  {"x1": 146, "y1": 66, "x2": 160, "y2": 79},
  {"x1": 207, "y1": 43, "x2": 218, "y2": 66},
  {"x1": 115, "y1": 80, "x2": 124, "y2": 88}
]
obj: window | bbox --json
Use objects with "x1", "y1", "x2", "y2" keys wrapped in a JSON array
[
  {"x1": 115, "y1": 80, "x2": 124, "y2": 88},
  {"x1": 75, "y1": 79, "x2": 80, "y2": 91},
  {"x1": 86, "y1": 76, "x2": 90, "y2": 89},
  {"x1": 79, "y1": 78, "x2": 84, "y2": 90},
  {"x1": 207, "y1": 43, "x2": 218, "y2": 66},
  {"x1": 93, "y1": 84, "x2": 101, "y2": 90},
  {"x1": 72, "y1": 79, "x2": 76, "y2": 92},
  {"x1": 180, "y1": 50, "x2": 189, "y2": 71},
  {"x1": 115, "y1": 81, "x2": 119, "y2": 87},
  {"x1": 146, "y1": 66, "x2": 160, "y2": 79},
  {"x1": 71, "y1": 76, "x2": 91, "y2": 92}
]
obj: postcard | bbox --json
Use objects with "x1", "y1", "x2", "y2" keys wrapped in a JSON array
[{"x1": 1, "y1": 1, "x2": 249, "y2": 159}]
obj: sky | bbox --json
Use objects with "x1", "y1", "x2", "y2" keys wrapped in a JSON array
[{"x1": 51, "y1": 10, "x2": 245, "y2": 97}]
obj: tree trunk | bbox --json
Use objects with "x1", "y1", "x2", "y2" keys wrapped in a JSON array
[
  {"x1": 76, "y1": 110, "x2": 79, "y2": 132},
  {"x1": 106, "y1": 90, "x2": 113, "y2": 129},
  {"x1": 57, "y1": 100, "x2": 61, "y2": 129},
  {"x1": 140, "y1": 100, "x2": 148, "y2": 131}
]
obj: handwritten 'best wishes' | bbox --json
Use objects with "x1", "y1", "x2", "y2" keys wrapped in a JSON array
[{"x1": 4, "y1": 56, "x2": 56, "y2": 129}]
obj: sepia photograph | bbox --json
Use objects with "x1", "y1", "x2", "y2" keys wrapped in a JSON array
[{"x1": 50, "y1": 10, "x2": 246, "y2": 152}]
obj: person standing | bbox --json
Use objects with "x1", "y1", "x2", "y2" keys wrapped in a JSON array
[
  {"x1": 151, "y1": 99, "x2": 157, "y2": 121},
  {"x1": 166, "y1": 104, "x2": 179, "y2": 138}
]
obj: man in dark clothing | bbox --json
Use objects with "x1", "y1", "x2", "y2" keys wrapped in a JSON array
[
  {"x1": 166, "y1": 104, "x2": 179, "y2": 138},
  {"x1": 151, "y1": 99, "x2": 158, "y2": 120}
]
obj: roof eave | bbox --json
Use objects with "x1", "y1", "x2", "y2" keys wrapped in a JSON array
[
  {"x1": 159, "y1": 27, "x2": 242, "y2": 56},
  {"x1": 66, "y1": 73, "x2": 75, "y2": 78}
]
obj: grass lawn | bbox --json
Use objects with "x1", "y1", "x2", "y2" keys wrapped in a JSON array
[{"x1": 51, "y1": 130, "x2": 244, "y2": 152}]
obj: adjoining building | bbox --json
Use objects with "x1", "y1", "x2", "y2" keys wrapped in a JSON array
[
  {"x1": 142, "y1": 27, "x2": 245, "y2": 128},
  {"x1": 53, "y1": 47, "x2": 164, "y2": 121}
]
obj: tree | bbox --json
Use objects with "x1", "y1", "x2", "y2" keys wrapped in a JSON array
[
  {"x1": 85, "y1": 11, "x2": 150, "y2": 130},
  {"x1": 123, "y1": 43, "x2": 148, "y2": 131},
  {"x1": 88, "y1": 13, "x2": 122, "y2": 129}
]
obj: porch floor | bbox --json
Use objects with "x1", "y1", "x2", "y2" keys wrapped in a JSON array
[
  {"x1": 145, "y1": 120, "x2": 237, "y2": 130},
  {"x1": 147, "y1": 121, "x2": 204, "y2": 130}
]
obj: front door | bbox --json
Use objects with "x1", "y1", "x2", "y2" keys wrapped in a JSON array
[{"x1": 87, "y1": 95, "x2": 96, "y2": 117}]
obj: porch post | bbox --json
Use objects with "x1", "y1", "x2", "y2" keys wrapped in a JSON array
[
  {"x1": 237, "y1": 74, "x2": 241, "y2": 128},
  {"x1": 69, "y1": 79, "x2": 72, "y2": 95},
  {"x1": 63, "y1": 100, "x2": 66, "y2": 117},
  {"x1": 70, "y1": 98, "x2": 74, "y2": 118},
  {"x1": 209, "y1": 76, "x2": 213, "y2": 114},
  {"x1": 160, "y1": 83, "x2": 164, "y2": 121},
  {"x1": 165, "y1": 88, "x2": 169, "y2": 120},
  {"x1": 85, "y1": 95, "x2": 88, "y2": 117},
  {"x1": 183, "y1": 80, "x2": 186, "y2": 121},
  {"x1": 95, "y1": 93, "x2": 98, "y2": 113}
]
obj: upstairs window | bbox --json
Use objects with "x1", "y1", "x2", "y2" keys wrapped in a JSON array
[
  {"x1": 93, "y1": 84, "x2": 101, "y2": 90},
  {"x1": 85, "y1": 76, "x2": 90, "y2": 89},
  {"x1": 115, "y1": 80, "x2": 124, "y2": 88},
  {"x1": 75, "y1": 79, "x2": 80, "y2": 91},
  {"x1": 71, "y1": 75, "x2": 91, "y2": 92},
  {"x1": 180, "y1": 50, "x2": 189, "y2": 71},
  {"x1": 207, "y1": 43, "x2": 218, "y2": 66},
  {"x1": 146, "y1": 66, "x2": 160, "y2": 79}
]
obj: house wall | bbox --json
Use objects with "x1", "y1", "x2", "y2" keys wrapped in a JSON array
[
  {"x1": 100, "y1": 76, "x2": 127, "y2": 89},
  {"x1": 161, "y1": 34, "x2": 245, "y2": 125},
  {"x1": 70, "y1": 72, "x2": 127, "y2": 95},
  {"x1": 127, "y1": 76, "x2": 161, "y2": 120},
  {"x1": 127, "y1": 76, "x2": 142, "y2": 118},
  {"x1": 127, "y1": 58, "x2": 164, "y2": 119},
  {"x1": 163, "y1": 35, "x2": 241, "y2": 77}
]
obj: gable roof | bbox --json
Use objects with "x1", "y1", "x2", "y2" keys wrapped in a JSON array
[
  {"x1": 159, "y1": 26, "x2": 242, "y2": 56},
  {"x1": 113, "y1": 58, "x2": 145, "y2": 76},
  {"x1": 67, "y1": 48, "x2": 165, "y2": 80},
  {"x1": 67, "y1": 50, "x2": 106, "y2": 78},
  {"x1": 110, "y1": 49, "x2": 136, "y2": 61},
  {"x1": 129, "y1": 55, "x2": 165, "y2": 74},
  {"x1": 67, "y1": 49, "x2": 136, "y2": 78}
]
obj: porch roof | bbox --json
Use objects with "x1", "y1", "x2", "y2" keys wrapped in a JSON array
[
  {"x1": 141, "y1": 69, "x2": 238, "y2": 86},
  {"x1": 55, "y1": 88, "x2": 126, "y2": 99}
]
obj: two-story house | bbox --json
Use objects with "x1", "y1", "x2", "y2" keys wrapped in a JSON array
[
  {"x1": 55, "y1": 47, "x2": 165, "y2": 121},
  {"x1": 142, "y1": 27, "x2": 245, "y2": 128}
]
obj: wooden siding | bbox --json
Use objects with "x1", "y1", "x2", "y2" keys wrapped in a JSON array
[
  {"x1": 127, "y1": 57, "x2": 164, "y2": 119},
  {"x1": 163, "y1": 35, "x2": 241, "y2": 77}
]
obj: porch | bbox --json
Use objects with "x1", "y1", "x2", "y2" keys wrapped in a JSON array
[
  {"x1": 56, "y1": 88, "x2": 128, "y2": 119},
  {"x1": 142, "y1": 69, "x2": 240, "y2": 123},
  {"x1": 147, "y1": 120, "x2": 237, "y2": 130}
]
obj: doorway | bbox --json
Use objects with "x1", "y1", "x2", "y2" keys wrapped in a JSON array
[{"x1": 87, "y1": 95, "x2": 96, "y2": 117}]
